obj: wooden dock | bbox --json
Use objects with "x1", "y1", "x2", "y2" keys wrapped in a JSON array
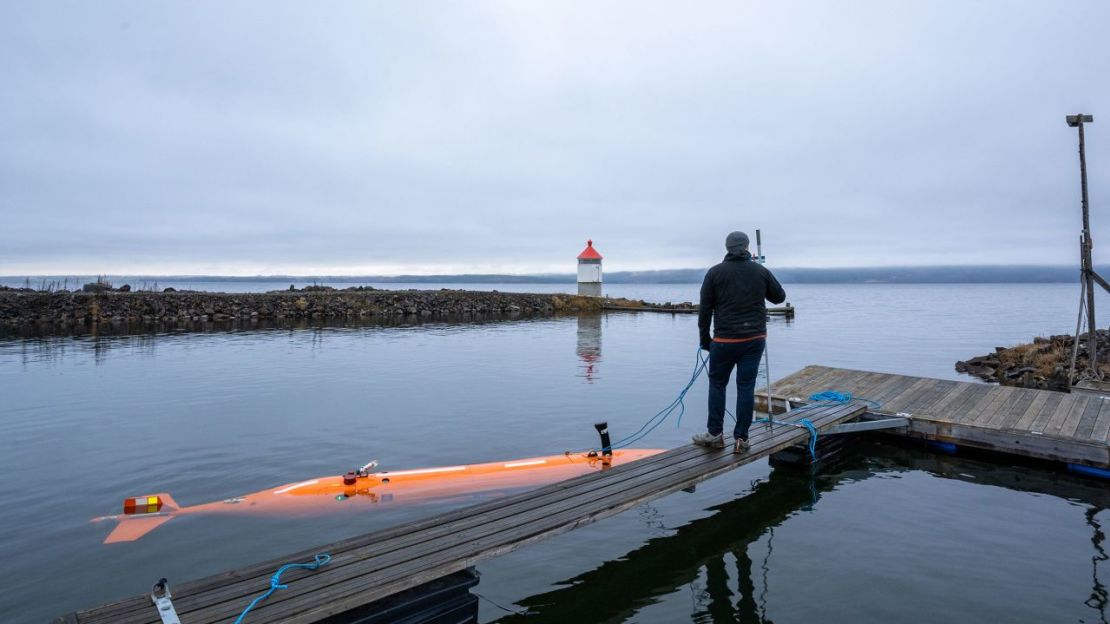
[
  {"x1": 773, "y1": 365, "x2": 1110, "y2": 469},
  {"x1": 57, "y1": 401, "x2": 866, "y2": 624}
]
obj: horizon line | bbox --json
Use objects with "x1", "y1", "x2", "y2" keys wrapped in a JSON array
[{"x1": 0, "y1": 263, "x2": 1094, "y2": 280}]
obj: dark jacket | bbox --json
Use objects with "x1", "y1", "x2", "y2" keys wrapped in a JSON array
[{"x1": 698, "y1": 251, "x2": 786, "y2": 348}]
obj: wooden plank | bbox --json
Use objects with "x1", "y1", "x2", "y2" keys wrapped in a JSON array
[
  {"x1": 959, "y1": 386, "x2": 1009, "y2": 425},
  {"x1": 904, "y1": 379, "x2": 959, "y2": 415},
  {"x1": 920, "y1": 382, "x2": 975, "y2": 418},
  {"x1": 831, "y1": 370, "x2": 888, "y2": 401},
  {"x1": 868, "y1": 375, "x2": 926, "y2": 411},
  {"x1": 768, "y1": 364, "x2": 843, "y2": 408},
  {"x1": 967, "y1": 385, "x2": 1017, "y2": 426},
  {"x1": 881, "y1": 376, "x2": 934, "y2": 412},
  {"x1": 1012, "y1": 389, "x2": 1052, "y2": 432},
  {"x1": 76, "y1": 404, "x2": 866, "y2": 624},
  {"x1": 857, "y1": 371, "x2": 905, "y2": 397},
  {"x1": 985, "y1": 387, "x2": 1038, "y2": 430},
  {"x1": 770, "y1": 365, "x2": 826, "y2": 397},
  {"x1": 1090, "y1": 398, "x2": 1110, "y2": 442},
  {"x1": 1029, "y1": 392, "x2": 1067, "y2": 433},
  {"x1": 1065, "y1": 395, "x2": 1104, "y2": 439},
  {"x1": 773, "y1": 366, "x2": 837, "y2": 399},
  {"x1": 1044, "y1": 396, "x2": 1088, "y2": 437},
  {"x1": 803, "y1": 367, "x2": 866, "y2": 395},
  {"x1": 927, "y1": 379, "x2": 990, "y2": 421},
  {"x1": 920, "y1": 380, "x2": 966, "y2": 414},
  {"x1": 865, "y1": 370, "x2": 919, "y2": 406},
  {"x1": 943, "y1": 383, "x2": 995, "y2": 423}
]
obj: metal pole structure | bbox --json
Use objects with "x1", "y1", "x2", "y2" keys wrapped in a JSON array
[
  {"x1": 1068, "y1": 114, "x2": 1099, "y2": 380},
  {"x1": 1070, "y1": 237, "x2": 1088, "y2": 387}
]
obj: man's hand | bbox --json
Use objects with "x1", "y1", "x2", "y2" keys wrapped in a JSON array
[{"x1": 700, "y1": 340, "x2": 712, "y2": 352}]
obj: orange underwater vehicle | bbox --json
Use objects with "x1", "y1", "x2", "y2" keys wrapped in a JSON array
[{"x1": 92, "y1": 447, "x2": 664, "y2": 543}]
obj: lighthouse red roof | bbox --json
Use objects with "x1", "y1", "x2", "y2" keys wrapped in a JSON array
[{"x1": 577, "y1": 239, "x2": 603, "y2": 260}]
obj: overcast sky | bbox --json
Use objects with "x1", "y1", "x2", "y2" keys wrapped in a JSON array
[{"x1": 2, "y1": 2, "x2": 1109, "y2": 275}]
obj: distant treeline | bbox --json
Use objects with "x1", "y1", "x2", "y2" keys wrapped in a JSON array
[
  {"x1": 362, "y1": 266, "x2": 1090, "y2": 284},
  {"x1": 1, "y1": 265, "x2": 1097, "y2": 286}
]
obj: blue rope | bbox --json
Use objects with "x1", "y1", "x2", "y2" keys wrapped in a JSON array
[
  {"x1": 596, "y1": 347, "x2": 709, "y2": 452},
  {"x1": 753, "y1": 390, "x2": 855, "y2": 459},
  {"x1": 753, "y1": 390, "x2": 882, "y2": 460},
  {"x1": 234, "y1": 554, "x2": 331, "y2": 624},
  {"x1": 808, "y1": 390, "x2": 881, "y2": 409},
  {"x1": 583, "y1": 346, "x2": 884, "y2": 457}
]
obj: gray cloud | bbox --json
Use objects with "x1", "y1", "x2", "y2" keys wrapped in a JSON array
[{"x1": 2, "y1": 1, "x2": 1108, "y2": 274}]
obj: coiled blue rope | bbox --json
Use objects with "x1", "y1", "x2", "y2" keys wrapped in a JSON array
[
  {"x1": 234, "y1": 553, "x2": 331, "y2": 623},
  {"x1": 754, "y1": 390, "x2": 881, "y2": 460}
]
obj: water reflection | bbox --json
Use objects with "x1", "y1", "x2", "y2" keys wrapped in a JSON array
[
  {"x1": 493, "y1": 466, "x2": 835, "y2": 623},
  {"x1": 576, "y1": 314, "x2": 602, "y2": 383},
  {"x1": 492, "y1": 443, "x2": 1110, "y2": 623},
  {"x1": 1086, "y1": 507, "x2": 1108, "y2": 623},
  {"x1": 0, "y1": 314, "x2": 566, "y2": 366}
]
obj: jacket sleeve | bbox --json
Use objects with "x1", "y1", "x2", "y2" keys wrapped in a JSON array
[
  {"x1": 764, "y1": 269, "x2": 786, "y2": 304},
  {"x1": 698, "y1": 271, "x2": 714, "y2": 347}
]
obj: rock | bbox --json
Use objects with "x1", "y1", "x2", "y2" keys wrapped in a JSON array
[
  {"x1": 1005, "y1": 366, "x2": 1038, "y2": 379},
  {"x1": 82, "y1": 281, "x2": 112, "y2": 293},
  {"x1": 967, "y1": 365, "x2": 996, "y2": 378},
  {"x1": 118, "y1": 284, "x2": 131, "y2": 292},
  {"x1": 163, "y1": 287, "x2": 176, "y2": 293}
]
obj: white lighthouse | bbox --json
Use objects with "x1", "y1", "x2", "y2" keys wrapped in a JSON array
[{"x1": 576, "y1": 239, "x2": 603, "y2": 296}]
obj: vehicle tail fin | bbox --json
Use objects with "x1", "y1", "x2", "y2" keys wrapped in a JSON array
[
  {"x1": 104, "y1": 515, "x2": 174, "y2": 543},
  {"x1": 94, "y1": 492, "x2": 180, "y2": 544}
]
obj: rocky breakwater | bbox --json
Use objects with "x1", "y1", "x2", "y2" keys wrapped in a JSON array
[
  {"x1": 0, "y1": 286, "x2": 612, "y2": 327},
  {"x1": 956, "y1": 331, "x2": 1110, "y2": 391}
]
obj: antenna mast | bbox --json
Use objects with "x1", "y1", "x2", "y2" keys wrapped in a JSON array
[{"x1": 1067, "y1": 114, "x2": 1105, "y2": 383}]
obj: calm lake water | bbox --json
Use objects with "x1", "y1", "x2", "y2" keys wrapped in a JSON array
[{"x1": 1, "y1": 283, "x2": 1107, "y2": 623}]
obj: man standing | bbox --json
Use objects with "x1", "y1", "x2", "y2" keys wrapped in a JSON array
[{"x1": 693, "y1": 231, "x2": 786, "y2": 453}]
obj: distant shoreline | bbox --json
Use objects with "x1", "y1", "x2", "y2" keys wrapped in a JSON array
[
  {"x1": 0, "y1": 265, "x2": 1097, "y2": 286},
  {"x1": 0, "y1": 288, "x2": 698, "y2": 329}
]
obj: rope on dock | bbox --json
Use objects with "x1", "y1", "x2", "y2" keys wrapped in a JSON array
[
  {"x1": 579, "y1": 346, "x2": 884, "y2": 458},
  {"x1": 754, "y1": 391, "x2": 881, "y2": 460},
  {"x1": 233, "y1": 553, "x2": 331, "y2": 624}
]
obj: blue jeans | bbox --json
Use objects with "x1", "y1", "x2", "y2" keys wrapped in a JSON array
[{"x1": 707, "y1": 339, "x2": 765, "y2": 440}]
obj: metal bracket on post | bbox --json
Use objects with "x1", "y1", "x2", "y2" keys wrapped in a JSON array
[
  {"x1": 823, "y1": 416, "x2": 910, "y2": 435},
  {"x1": 151, "y1": 579, "x2": 182, "y2": 624}
]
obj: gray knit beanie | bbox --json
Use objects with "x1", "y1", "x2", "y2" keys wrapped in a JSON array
[{"x1": 726, "y1": 231, "x2": 750, "y2": 255}]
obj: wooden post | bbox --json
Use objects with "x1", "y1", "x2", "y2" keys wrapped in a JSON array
[{"x1": 1068, "y1": 114, "x2": 1100, "y2": 380}]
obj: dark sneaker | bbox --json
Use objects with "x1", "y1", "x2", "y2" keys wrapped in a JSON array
[
  {"x1": 733, "y1": 437, "x2": 750, "y2": 454},
  {"x1": 692, "y1": 433, "x2": 725, "y2": 448}
]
